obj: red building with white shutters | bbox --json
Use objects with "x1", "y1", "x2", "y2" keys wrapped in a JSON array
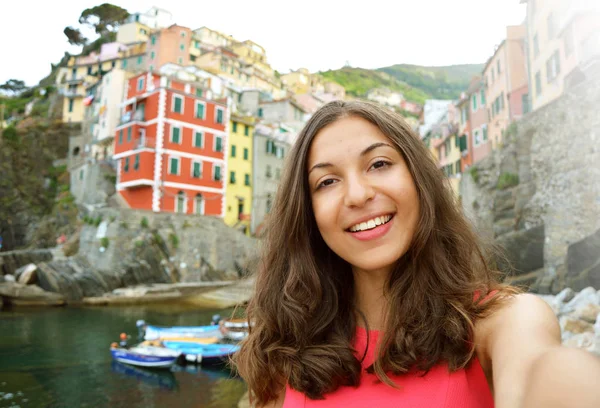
[{"x1": 113, "y1": 72, "x2": 229, "y2": 216}]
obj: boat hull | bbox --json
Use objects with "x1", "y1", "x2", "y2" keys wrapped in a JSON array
[{"x1": 110, "y1": 347, "x2": 180, "y2": 369}]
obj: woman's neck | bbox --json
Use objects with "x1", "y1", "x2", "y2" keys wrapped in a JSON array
[{"x1": 353, "y1": 266, "x2": 390, "y2": 331}]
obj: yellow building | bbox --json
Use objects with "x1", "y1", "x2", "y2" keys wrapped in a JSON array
[
  {"x1": 225, "y1": 114, "x2": 255, "y2": 234},
  {"x1": 231, "y1": 40, "x2": 274, "y2": 78},
  {"x1": 116, "y1": 21, "x2": 150, "y2": 45},
  {"x1": 281, "y1": 68, "x2": 312, "y2": 94}
]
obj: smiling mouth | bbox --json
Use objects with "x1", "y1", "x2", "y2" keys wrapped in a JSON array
[{"x1": 347, "y1": 214, "x2": 395, "y2": 233}]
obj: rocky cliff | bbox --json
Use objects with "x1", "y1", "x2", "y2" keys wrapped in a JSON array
[
  {"x1": 460, "y1": 76, "x2": 600, "y2": 293},
  {"x1": 0, "y1": 208, "x2": 258, "y2": 302}
]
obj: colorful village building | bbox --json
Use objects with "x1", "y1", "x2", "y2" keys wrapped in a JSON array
[
  {"x1": 224, "y1": 113, "x2": 255, "y2": 234},
  {"x1": 113, "y1": 71, "x2": 229, "y2": 216}
]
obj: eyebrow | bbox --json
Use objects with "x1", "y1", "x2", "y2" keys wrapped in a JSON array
[{"x1": 308, "y1": 142, "x2": 394, "y2": 174}]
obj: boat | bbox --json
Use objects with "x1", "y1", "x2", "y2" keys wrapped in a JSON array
[
  {"x1": 141, "y1": 323, "x2": 222, "y2": 341},
  {"x1": 220, "y1": 318, "x2": 250, "y2": 341},
  {"x1": 141, "y1": 336, "x2": 219, "y2": 346},
  {"x1": 110, "y1": 344, "x2": 181, "y2": 369},
  {"x1": 162, "y1": 341, "x2": 240, "y2": 365}
]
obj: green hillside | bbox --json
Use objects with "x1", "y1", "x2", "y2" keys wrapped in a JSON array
[
  {"x1": 377, "y1": 64, "x2": 483, "y2": 100},
  {"x1": 320, "y1": 64, "x2": 483, "y2": 104},
  {"x1": 320, "y1": 67, "x2": 431, "y2": 105}
]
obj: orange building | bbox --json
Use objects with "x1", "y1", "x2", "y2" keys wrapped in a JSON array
[
  {"x1": 146, "y1": 25, "x2": 192, "y2": 72},
  {"x1": 113, "y1": 72, "x2": 229, "y2": 216}
]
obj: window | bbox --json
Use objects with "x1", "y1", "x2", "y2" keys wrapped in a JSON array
[
  {"x1": 473, "y1": 129, "x2": 482, "y2": 146},
  {"x1": 547, "y1": 13, "x2": 556, "y2": 40},
  {"x1": 196, "y1": 88, "x2": 203, "y2": 97},
  {"x1": 232, "y1": 122, "x2": 238, "y2": 133},
  {"x1": 472, "y1": 94, "x2": 477, "y2": 111},
  {"x1": 151, "y1": 36, "x2": 156, "y2": 45},
  {"x1": 169, "y1": 157, "x2": 179, "y2": 175},
  {"x1": 194, "y1": 194, "x2": 204, "y2": 215},
  {"x1": 482, "y1": 125, "x2": 488, "y2": 141},
  {"x1": 195, "y1": 101, "x2": 205, "y2": 119},
  {"x1": 230, "y1": 171, "x2": 236, "y2": 184},
  {"x1": 275, "y1": 168, "x2": 281, "y2": 180},
  {"x1": 243, "y1": 147, "x2": 249, "y2": 160},
  {"x1": 192, "y1": 161, "x2": 202, "y2": 178},
  {"x1": 122, "y1": 59, "x2": 128, "y2": 68},
  {"x1": 461, "y1": 107, "x2": 467, "y2": 123},
  {"x1": 87, "y1": 66, "x2": 92, "y2": 75},
  {"x1": 127, "y1": 127, "x2": 132, "y2": 142},
  {"x1": 68, "y1": 99, "x2": 74, "y2": 113},
  {"x1": 258, "y1": 108, "x2": 263, "y2": 117},
  {"x1": 134, "y1": 154, "x2": 140, "y2": 171},
  {"x1": 497, "y1": 60, "x2": 501, "y2": 75},
  {"x1": 176, "y1": 191, "x2": 185, "y2": 213},
  {"x1": 535, "y1": 71, "x2": 542, "y2": 96},
  {"x1": 79, "y1": 169, "x2": 84, "y2": 180},
  {"x1": 245, "y1": 174, "x2": 250, "y2": 186},
  {"x1": 546, "y1": 50, "x2": 561, "y2": 83},
  {"x1": 194, "y1": 131, "x2": 203, "y2": 148},
  {"x1": 149, "y1": 65, "x2": 154, "y2": 72},
  {"x1": 500, "y1": 92, "x2": 505, "y2": 111},
  {"x1": 522, "y1": 93, "x2": 530, "y2": 114},
  {"x1": 172, "y1": 95, "x2": 183, "y2": 113},
  {"x1": 137, "y1": 56, "x2": 143, "y2": 65},
  {"x1": 150, "y1": 51, "x2": 155, "y2": 60},
  {"x1": 231, "y1": 144, "x2": 237, "y2": 157},
  {"x1": 180, "y1": 44, "x2": 185, "y2": 51},
  {"x1": 137, "y1": 77, "x2": 145, "y2": 91},
  {"x1": 118, "y1": 129, "x2": 123, "y2": 144},
  {"x1": 244, "y1": 125, "x2": 249, "y2": 136},
  {"x1": 266, "y1": 194, "x2": 272, "y2": 213},
  {"x1": 171, "y1": 126, "x2": 181, "y2": 144},
  {"x1": 276, "y1": 146, "x2": 284, "y2": 159},
  {"x1": 181, "y1": 31, "x2": 186, "y2": 38},
  {"x1": 216, "y1": 108, "x2": 224, "y2": 124},
  {"x1": 213, "y1": 165, "x2": 222, "y2": 181},
  {"x1": 533, "y1": 33, "x2": 540, "y2": 58},
  {"x1": 215, "y1": 136, "x2": 223, "y2": 152},
  {"x1": 480, "y1": 89, "x2": 485, "y2": 105},
  {"x1": 124, "y1": 157, "x2": 130, "y2": 172},
  {"x1": 266, "y1": 140, "x2": 275, "y2": 154},
  {"x1": 266, "y1": 165, "x2": 272, "y2": 178},
  {"x1": 111, "y1": 61, "x2": 116, "y2": 68}
]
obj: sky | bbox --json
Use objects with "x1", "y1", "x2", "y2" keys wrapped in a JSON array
[{"x1": 0, "y1": 0, "x2": 526, "y2": 86}]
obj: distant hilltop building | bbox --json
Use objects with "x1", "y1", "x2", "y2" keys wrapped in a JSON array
[{"x1": 365, "y1": 88, "x2": 404, "y2": 107}]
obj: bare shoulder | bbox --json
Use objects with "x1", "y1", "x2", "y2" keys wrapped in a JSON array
[{"x1": 475, "y1": 292, "x2": 561, "y2": 348}]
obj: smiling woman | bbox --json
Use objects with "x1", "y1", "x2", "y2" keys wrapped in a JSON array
[{"x1": 233, "y1": 100, "x2": 600, "y2": 408}]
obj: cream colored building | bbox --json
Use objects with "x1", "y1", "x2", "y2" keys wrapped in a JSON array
[
  {"x1": 116, "y1": 22, "x2": 150, "y2": 45},
  {"x1": 194, "y1": 26, "x2": 234, "y2": 49},
  {"x1": 523, "y1": 0, "x2": 600, "y2": 111}
]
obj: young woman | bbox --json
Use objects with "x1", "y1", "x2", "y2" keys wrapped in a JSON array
[{"x1": 234, "y1": 100, "x2": 600, "y2": 407}]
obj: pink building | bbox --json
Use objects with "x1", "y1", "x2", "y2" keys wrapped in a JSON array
[
  {"x1": 483, "y1": 25, "x2": 529, "y2": 149},
  {"x1": 468, "y1": 77, "x2": 491, "y2": 164}
]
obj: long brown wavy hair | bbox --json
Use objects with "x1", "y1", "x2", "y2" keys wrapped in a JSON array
[{"x1": 233, "y1": 100, "x2": 518, "y2": 405}]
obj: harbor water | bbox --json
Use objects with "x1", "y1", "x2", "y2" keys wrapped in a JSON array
[{"x1": 0, "y1": 305, "x2": 246, "y2": 408}]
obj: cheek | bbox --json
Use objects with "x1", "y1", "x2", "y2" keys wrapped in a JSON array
[{"x1": 312, "y1": 197, "x2": 337, "y2": 235}]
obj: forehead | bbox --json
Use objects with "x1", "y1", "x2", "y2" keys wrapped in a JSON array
[{"x1": 308, "y1": 116, "x2": 391, "y2": 164}]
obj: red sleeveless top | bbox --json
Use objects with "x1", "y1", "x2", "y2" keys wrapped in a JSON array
[{"x1": 283, "y1": 326, "x2": 494, "y2": 407}]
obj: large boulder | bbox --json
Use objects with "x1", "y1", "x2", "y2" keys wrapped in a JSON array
[
  {"x1": 496, "y1": 224, "x2": 545, "y2": 276},
  {"x1": 565, "y1": 228, "x2": 600, "y2": 291},
  {"x1": 16, "y1": 264, "x2": 38, "y2": 285}
]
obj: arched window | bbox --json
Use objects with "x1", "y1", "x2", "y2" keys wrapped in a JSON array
[
  {"x1": 176, "y1": 191, "x2": 186, "y2": 213},
  {"x1": 194, "y1": 194, "x2": 204, "y2": 215},
  {"x1": 73, "y1": 146, "x2": 80, "y2": 156}
]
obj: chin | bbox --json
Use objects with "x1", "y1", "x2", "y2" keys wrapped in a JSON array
[{"x1": 343, "y1": 246, "x2": 405, "y2": 273}]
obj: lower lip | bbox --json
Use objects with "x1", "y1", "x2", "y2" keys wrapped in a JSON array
[{"x1": 348, "y1": 216, "x2": 394, "y2": 241}]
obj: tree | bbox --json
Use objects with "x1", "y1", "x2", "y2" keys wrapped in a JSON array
[
  {"x1": 63, "y1": 26, "x2": 88, "y2": 46},
  {"x1": 78, "y1": 3, "x2": 130, "y2": 35},
  {"x1": 0, "y1": 79, "x2": 27, "y2": 95}
]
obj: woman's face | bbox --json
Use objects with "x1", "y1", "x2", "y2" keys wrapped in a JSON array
[{"x1": 307, "y1": 116, "x2": 420, "y2": 274}]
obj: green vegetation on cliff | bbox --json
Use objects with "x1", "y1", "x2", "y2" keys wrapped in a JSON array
[{"x1": 321, "y1": 63, "x2": 483, "y2": 103}]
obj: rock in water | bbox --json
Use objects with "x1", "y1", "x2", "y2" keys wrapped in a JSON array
[
  {"x1": 4, "y1": 275, "x2": 15, "y2": 282},
  {"x1": 17, "y1": 264, "x2": 38, "y2": 285}
]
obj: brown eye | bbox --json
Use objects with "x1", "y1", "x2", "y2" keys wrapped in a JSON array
[
  {"x1": 317, "y1": 178, "x2": 337, "y2": 189},
  {"x1": 370, "y1": 160, "x2": 390, "y2": 170}
]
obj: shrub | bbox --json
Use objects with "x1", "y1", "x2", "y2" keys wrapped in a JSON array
[
  {"x1": 497, "y1": 172, "x2": 519, "y2": 190},
  {"x1": 140, "y1": 217, "x2": 149, "y2": 228},
  {"x1": 100, "y1": 237, "x2": 109, "y2": 248},
  {"x1": 120, "y1": 221, "x2": 128, "y2": 229},
  {"x1": 134, "y1": 240, "x2": 144, "y2": 248},
  {"x1": 153, "y1": 232, "x2": 164, "y2": 246},
  {"x1": 168, "y1": 233, "x2": 179, "y2": 249},
  {"x1": 94, "y1": 216, "x2": 102, "y2": 226},
  {"x1": 469, "y1": 166, "x2": 480, "y2": 183}
]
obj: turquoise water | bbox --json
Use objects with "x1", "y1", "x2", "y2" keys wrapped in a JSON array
[{"x1": 0, "y1": 305, "x2": 246, "y2": 408}]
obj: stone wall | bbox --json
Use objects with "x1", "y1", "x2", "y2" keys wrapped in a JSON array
[
  {"x1": 461, "y1": 76, "x2": 600, "y2": 293},
  {"x1": 0, "y1": 250, "x2": 53, "y2": 276}
]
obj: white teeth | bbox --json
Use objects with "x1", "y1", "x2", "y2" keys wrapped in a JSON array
[{"x1": 349, "y1": 215, "x2": 392, "y2": 232}]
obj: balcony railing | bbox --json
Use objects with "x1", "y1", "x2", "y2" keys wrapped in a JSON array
[
  {"x1": 59, "y1": 88, "x2": 85, "y2": 98},
  {"x1": 120, "y1": 110, "x2": 146, "y2": 125},
  {"x1": 133, "y1": 136, "x2": 156, "y2": 150}
]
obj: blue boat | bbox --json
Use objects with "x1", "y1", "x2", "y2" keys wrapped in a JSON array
[
  {"x1": 162, "y1": 341, "x2": 240, "y2": 365},
  {"x1": 110, "y1": 345, "x2": 181, "y2": 369},
  {"x1": 142, "y1": 324, "x2": 222, "y2": 341}
]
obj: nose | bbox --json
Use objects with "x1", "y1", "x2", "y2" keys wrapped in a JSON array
[{"x1": 343, "y1": 173, "x2": 375, "y2": 208}]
